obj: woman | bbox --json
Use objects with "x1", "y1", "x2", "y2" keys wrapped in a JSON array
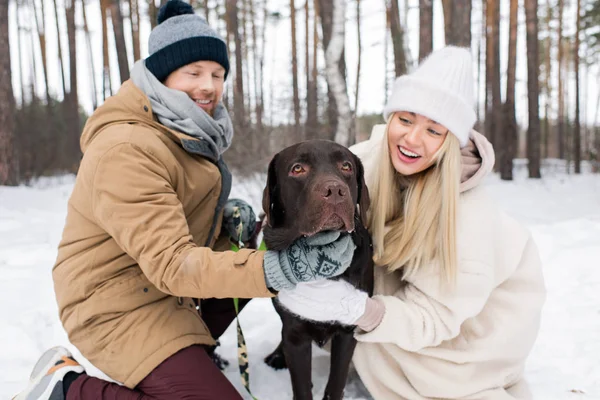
[
  {"x1": 14, "y1": 1, "x2": 355, "y2": 399},
  {"x1": 277, "y1": 46, "x2": 546, "y2": 399}
]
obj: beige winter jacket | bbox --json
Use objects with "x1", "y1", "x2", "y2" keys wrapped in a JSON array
[
  {"x1": 53, "y1": 81, "x2": 273, "y2": 388},
  {"x1": 349, "y1": 125, "x2": 546, "y2": 400}
]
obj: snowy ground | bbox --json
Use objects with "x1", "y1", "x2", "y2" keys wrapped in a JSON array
[{"x1": 1, "y1": 161, "x2": 599, "y2": 399}]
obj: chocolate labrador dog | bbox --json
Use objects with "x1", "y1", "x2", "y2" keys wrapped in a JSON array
[{"x1": 261, "y1": 140, "x2": 374, "y2": 400}]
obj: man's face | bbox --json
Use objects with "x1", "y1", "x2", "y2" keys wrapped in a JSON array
[{"x1": 163, "y1": 60, "x2": 225, "y2": 116}]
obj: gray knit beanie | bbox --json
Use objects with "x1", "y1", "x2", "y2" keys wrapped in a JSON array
[{"x1": 145, "y1": 0, "x2": 229, "y2": 81}]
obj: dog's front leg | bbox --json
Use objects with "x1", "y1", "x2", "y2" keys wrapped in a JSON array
[
  {"x1": 282, "y1": 326, "x2": 314, "y2": 400},
  {"x1": 323, "y1": 330, "x2": 357, "y2": 400}
]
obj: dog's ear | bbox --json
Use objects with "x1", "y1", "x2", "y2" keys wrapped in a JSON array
[
  {"x1": 262, "y1": 154, "x2": 281, "y2": 227},
  {"x1": 354, "y1": 154, "x2": 371, "y2": 227}
]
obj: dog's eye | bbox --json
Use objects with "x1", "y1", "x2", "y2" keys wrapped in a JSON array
[
  {"x1": 290, "y1": 164, "x2": 306, "y2": 175},
  {"x1": 341, "y1": 162, "x2": 353, "y2": 172}
]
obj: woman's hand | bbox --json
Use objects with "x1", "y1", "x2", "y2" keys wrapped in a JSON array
[
  {"x1": 276, "y1": 279, "x2": 369, "y2": 326},
  {"x1": 263, "y1": 232, "x2": 356, "y2": 291}
]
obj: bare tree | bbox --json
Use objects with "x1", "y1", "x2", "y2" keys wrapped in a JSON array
[
  {"x1": 15, "y1": 0, "x2": 25, "y2": 103},
  {"x1": 52, "y1": 0, "x2": 67, "y2": 97},
  {"x1": 242, "y1": 0, "x2": 253, "y2": 119},
  {"x1": 542, "y1": 0, "x2": 553, "y2": 158},
  {"x1": 30, "y1": 0, "x2": 50, "y2": 104},
  {"x1": 355, "y1": 0, "x2": 362, "y2": 128},
  {"x1": 484, "y1": 0, "x2": 501, "y2": 150},
  {"x1": 441, "y1": 0, "x2": 452, "y2": 44},
  {"x1": 502, "y1": 0, "x2": 519, "y2": 180},
  {"x1": 419, "y1": 0, "x2": 433, "y2": 61},
  {"x1": 290, "y1": 0, "x2": 301, "y2": 135},
  {"x1": 101, "y1": 0, "x2": 113, "y2": 99},
  {"x1": 325, "y1": 0, "x2": 354, "y2": 146},
  {"x1": 148, "y1": 0, "x2": 158, "y2": 29},
  {"x1": 558, "y1": 0, "x2": 565, "y2": 158},
  {"x1": 65, "y1": 0, "x2": 80, "y2": 164},
  {"x1": 81, "y1": 0, "x2": 98, "y2": 109},
  {"x1": 318, "y1": 0, "x2": 345, "y2": 139},
  {"x1": 226, "y1": 0, "x2": 246, "y2": 129},
  {"x1": 306, "y1": 0, "x2": 319, "y2": 140},
  {"x1": 129, "y1": 0, "x2": 141, "y2": 61},
  {"x1": 525, "y1": 0, "x2": 542, "y2": 178},
  {"x1": 574, "y1": 0, "x2": 582, "y2": 172},
  {"x1": 0, "y1": 0, "x2": 17, "y2": 185},
  {"x1": 443, "y1": 0, "x2": 472, "y2": 47},
  {"x1": 110, "y1": 0, "x2": 130, "y2": 83},
  {"x1": 249, "y1": 0, "x2": 264, "y2": 133},
  {"x1": 388, "y1": 0, "x2": 407, "y2": 76}
]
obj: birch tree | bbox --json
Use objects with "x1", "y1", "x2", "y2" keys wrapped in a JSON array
[{"x1": 325, "y1": 0, "x2": 354, "y2": 146}]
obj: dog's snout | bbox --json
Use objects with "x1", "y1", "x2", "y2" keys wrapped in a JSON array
[{"x1": 321, "y1": 181, "x2": 347, "y2": 204}]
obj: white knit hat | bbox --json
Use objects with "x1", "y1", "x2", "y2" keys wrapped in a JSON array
[{"x1": 383, "y1": 46, "x2": 476, "y2": 148}]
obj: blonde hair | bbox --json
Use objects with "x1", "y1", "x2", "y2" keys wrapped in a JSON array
[{"x1": 367, "y1": 116, "x2": 463, "y2": 285}]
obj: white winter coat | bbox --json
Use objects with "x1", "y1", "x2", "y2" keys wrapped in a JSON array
[{"x1": 350, "y1": 125, "x2": 546, "y2": 400}]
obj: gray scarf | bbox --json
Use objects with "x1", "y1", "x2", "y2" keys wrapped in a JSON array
[{"x1": 130, "y1": 60, "x2": 233, "y2": 161}]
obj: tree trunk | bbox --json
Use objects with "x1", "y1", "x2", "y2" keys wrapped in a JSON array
[
  {"x1": 388, "y1": 0, "x2": 407, "y2": 76},
  {"x1": 318, "y1": 0, "x2": 345, "y2": 140},
  {"x1": 419, "y1": 0, "x2": 433, "y2": 61},
  {"x1": 326, "y1": 0, "x2": 354, "y2": 146},
  {"x1": 441, "y1": 0, "x2": 452, "y2": 44},
  {"x1": 65, "y1": 0, "x2": 80, "y2": 168},
  {"x1": 241, "y1": 0, "x2": 251, "y2": 121},
  {"x1": 525, "y1": 0, "x2": 542, "y2": 178},
  {"x1": 249, "y1": 0, "x2": 263, "y2": 134},
  {"x1": 491, "y1": 0, "x2": 502, "y2": 155},
  {"x1": 226, "y1": 0, "x2": 246, "y2": 129},
  {"x1": 306, "y1": 0, "x2": 319, "y2": 140},
  {"x1": 574, "y1": 0, "x2": 581, "y2": 173},
  {"x1": 0, "y1": 0, "x2": 17, "y2": 185},
  {"x1": 31, "y1": 0, "x2": 50, "y2": 104},
  {"x1": 502, "y1": 0, "x2": 518, "y2": 181},
  {"x1": 557, "y1": 0, "x2": 565, "y2": 159},
  {"x1": 148, "y1": 0, "x2": 158, "y2": 29},
  {"x1": 475, "y1": 0, "x2": 483, "y2": 126},
  {"x1": 305, "y1": 0, "x2": 317, "y2": 139},
  {"x1": 128, "y1": 0, "x2": 141, "y2": 61},
  {"x1": 15, "y1": 0, "x2": 24, "y2": 104},
  {"x1": 290, "y1": 0, "x2": 301, "y2": 136},
  {"x1": 354, "y1": 0, "x2": 362, "y2": 141},
  {"x1": 101, "y1": 0, "x2": 113, "y2": 99},
  {"x1": 52, "y1": 0, "x2": 67, "y2": 97},
  {"x1": 110, "y1": 0, "x2": 130, "y2": 83},
  {"x1": 82, "y1": 0, "x2": 98, "y2": 109},
  {"x1": 446, "y1": 0, "x2": 472, "y2": 47},
  {"x1": 543, "y1": 0, "x2": 552, "y2": 158},
  {"x1": 484, "y1": 0, "x2": 492, "y2": 143},
  {"x1": 203, "y1": 0, "x2": 210, "y2": 21},
  {"x1": 65, "y1": 0, "x2": 80, "y2": 167}
]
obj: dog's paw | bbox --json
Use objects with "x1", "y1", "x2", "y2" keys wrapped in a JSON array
[{"x1": 264, "y1": 348, "x2": 288, "y2": 370}]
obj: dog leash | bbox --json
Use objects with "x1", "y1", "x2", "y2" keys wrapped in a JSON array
[{"x1": 229, "y1": 206, "x2": 265, "y2": 400}]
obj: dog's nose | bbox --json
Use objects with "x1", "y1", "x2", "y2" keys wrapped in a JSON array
[{"x1": 321, "y1": 181, "x2": 347, "y2": 204}]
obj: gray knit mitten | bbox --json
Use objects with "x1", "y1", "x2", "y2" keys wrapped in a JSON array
[{"x1": 263, "y1": 232, "x2": 356, "y2": 291}]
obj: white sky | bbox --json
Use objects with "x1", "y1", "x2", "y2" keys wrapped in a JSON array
[{"x1": 7, "y1": 0, "x2": 600, "y2": 128}]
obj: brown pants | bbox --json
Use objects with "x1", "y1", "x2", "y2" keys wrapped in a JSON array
[{"x1": 67, "y1": 298, "x2": 250, "y2": 400}]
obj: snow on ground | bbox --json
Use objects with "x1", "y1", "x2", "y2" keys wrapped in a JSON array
[{"x1": 1, "y1": 162, "x2": 599, "y2": 399}]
